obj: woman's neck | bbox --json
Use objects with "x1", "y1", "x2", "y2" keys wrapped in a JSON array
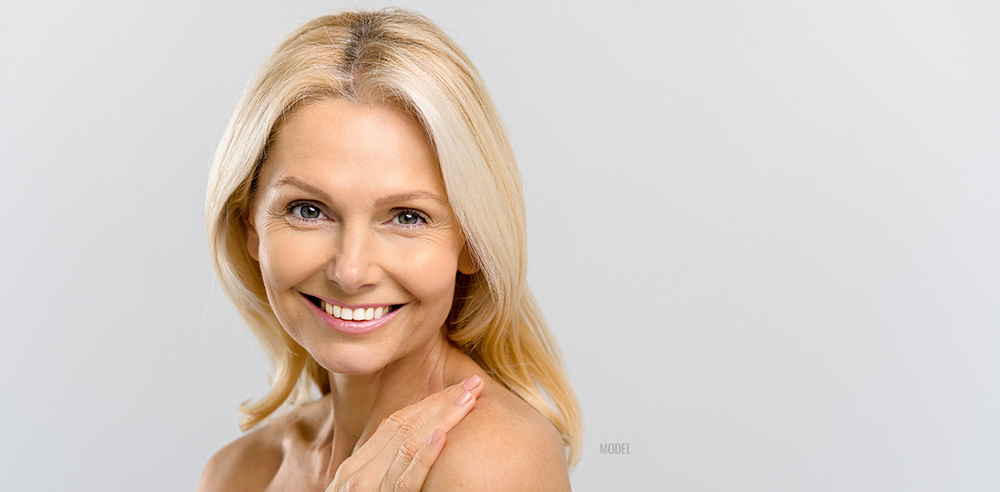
[{"x1": 317, "y1": 331, "x2": 462, "y2": 469}]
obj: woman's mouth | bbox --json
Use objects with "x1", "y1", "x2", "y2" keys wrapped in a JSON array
[{"x1": 303, "y1": 294, "x2": 402, "y2": 322}]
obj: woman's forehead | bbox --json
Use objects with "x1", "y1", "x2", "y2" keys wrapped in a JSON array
[
  {"x1": 274, "y1": 100, "x2": 433, "y2": 161},
  {"x1": 259, "y1": 99, "x2": 448, "y2": 203}
]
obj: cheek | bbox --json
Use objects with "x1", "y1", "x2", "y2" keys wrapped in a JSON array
[
  {"x1": 387, "y1": 239, "x2": 461, "y2": 304},
  {"x1": 257, "y1": 231, "x2": 328, "y2": 291}
]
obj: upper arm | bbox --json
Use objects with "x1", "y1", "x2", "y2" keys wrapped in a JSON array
[{"x1": 423, "y1": 414, "x2": 571, "y2": 491}]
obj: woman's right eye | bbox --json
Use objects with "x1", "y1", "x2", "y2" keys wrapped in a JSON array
[{"x1": 289, "y1": 203, "x2": 326, "y2": 220}]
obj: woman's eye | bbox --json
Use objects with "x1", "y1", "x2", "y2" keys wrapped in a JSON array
[
  {"x1": 290, "y1": 203, "x2": 324, "y2": 220},
  {"x1": 394, "y1": 210, "x2": 426, "y2": 226}
]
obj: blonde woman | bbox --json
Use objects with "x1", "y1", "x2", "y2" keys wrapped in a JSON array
[{"x1": 201, "y1": 8, "x2": 580, "y2": 491}]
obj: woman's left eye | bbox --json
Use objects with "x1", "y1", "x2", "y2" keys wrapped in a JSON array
[{"x1": 393, "y1": 210, "x2": 427, "y2": 226}]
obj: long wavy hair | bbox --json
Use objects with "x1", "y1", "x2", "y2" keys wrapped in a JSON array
[{"x1": 206, "y1": 8, "x2": 580, "y2": 465}]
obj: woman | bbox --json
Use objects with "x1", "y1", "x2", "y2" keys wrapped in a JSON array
[{"x1": 201, "y1": 8, "x2": 580, "y2": 490}]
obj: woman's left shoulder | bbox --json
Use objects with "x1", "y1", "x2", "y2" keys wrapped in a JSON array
[{"x1": 424, "y1": 377, "x2": 571, "y2": 491}]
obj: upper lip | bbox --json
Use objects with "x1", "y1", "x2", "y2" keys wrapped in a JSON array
[{"x1": 301, "y1": 293, "x2": 402, "y2": 310}]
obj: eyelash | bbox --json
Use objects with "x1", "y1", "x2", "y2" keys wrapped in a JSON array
[
  {"x1": 285, "y1": 201, "x2": 327, "y2": 221},
  {"x1": 283, "y1": 201, "x2": 429, "y2": 227},
  {"x1": 391, "y1": 209, "x2": 429, "y2": 227}
]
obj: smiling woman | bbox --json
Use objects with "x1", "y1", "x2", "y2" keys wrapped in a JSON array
[
  {"x1": 202, "y1": 8, "x2": 580, "y2": 491},
  {"x1": 247, "y1": 100, "x2": 476, "y2": 376}
]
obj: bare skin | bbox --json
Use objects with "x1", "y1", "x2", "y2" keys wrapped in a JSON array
[
  {"x1": 199, "y1": 100, "x2": 570, "y2": 491},
  {"x1": 198, "y1": 341, "x2": 570, "y2": 491}
]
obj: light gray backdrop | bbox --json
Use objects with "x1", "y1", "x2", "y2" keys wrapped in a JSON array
[{"x1": 1, "y1": 0, "x2": 997, "y2": 490}]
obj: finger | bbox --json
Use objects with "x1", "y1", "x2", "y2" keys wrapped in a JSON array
[
  {"x1": 379, "y1": 376, "x2": 483, "y2": 480},
  {"x1": 392, "y1": 429, "x2": 446, "y2": 492}
]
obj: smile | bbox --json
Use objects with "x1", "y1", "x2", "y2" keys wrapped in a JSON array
[{"x1": 303, "y1": 294, "x2": 402, "y2": 322}]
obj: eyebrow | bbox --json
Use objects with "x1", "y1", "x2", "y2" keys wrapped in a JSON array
[
  {"x1": 272, "y1": 176, "x2": 447, "y2": 207},
  {"x1": 272, "y1": 176, "x2": 327, "y2": 198}
]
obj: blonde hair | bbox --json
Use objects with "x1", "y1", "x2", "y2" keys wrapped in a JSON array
[{"x1": 206, "y1": 8, "x2": 580, "y2": 465}]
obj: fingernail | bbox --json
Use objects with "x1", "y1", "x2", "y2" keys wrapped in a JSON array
[
  {"x1": 428, "y1": 428, "x2": 444, "y2": 445},
  {"x1": 462, "y1": 375, "x2": 481, "y2": 391},
  {"x1": 455, "y1": 389, "x2": 473, "y2": 405}
]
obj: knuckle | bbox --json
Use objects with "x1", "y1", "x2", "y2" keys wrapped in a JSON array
[
  {"x1": 384, "y1": 412, "x2": 408, "y2": 430},
  {"x1": 412, "y1": 446, "x2": 433, "y2": 467},
  {"x1": 397, "y1": 414, "x2": 425, "y2": 437},
  {"x1": 341, "y1": 476, "x2": 363, "y2": 492},
  {"x1": 395, "y1": 475, "x2": 415, "y2": 492},
  {"x1": 398, "y1": 438, "x2": 421, "y2": 460}
]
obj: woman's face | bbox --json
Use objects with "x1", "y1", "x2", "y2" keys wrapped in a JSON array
[{"x1": 246, "y1": 98, "x2": 473, "y2": 375}]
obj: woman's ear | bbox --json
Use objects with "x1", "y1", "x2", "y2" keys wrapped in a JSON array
[
  {"x1": 458, "y1": 244, "x2": 479, "y2": 275},
  {"x1": 245, "y1": 215, "x2": 260, "y2": 262}
]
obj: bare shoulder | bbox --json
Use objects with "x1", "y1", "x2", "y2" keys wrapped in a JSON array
[
  {"x1": 197, "y1": 420, "x2": 284, "y2": 492},
  {"x1": 424, "y1": 379, "x2": 571, "y2": 491},
  {"x1": 197, "y1": 401, "x2": 326, "y2": 492}
]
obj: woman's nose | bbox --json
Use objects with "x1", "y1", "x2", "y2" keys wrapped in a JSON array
[{"x1": 327, "y1": 225, "x2": 380, "y2": 294}]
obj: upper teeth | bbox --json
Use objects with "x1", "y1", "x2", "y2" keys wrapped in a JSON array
[{"x1": 321, "y1": 301, "x2": 390, "y2": 321}]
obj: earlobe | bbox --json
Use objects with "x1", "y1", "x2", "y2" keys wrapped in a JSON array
[
  {"x1": 245, "y1": 216, "x2": 260, "y2": 262},
  {"x1": 458, "y1": 245, "x2": 479, "y2": 275}
]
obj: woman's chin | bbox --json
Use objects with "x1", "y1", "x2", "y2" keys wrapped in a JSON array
[
  {"x1": 317, "y1": 359, "x2": 385, "y2": 377},
  {"x1": 311, "y1": 348, "x2": 394, "y2": 377}
]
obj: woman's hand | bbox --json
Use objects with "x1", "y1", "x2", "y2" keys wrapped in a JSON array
[{"x1": 325, "y1": 374, "x2": 484, "y2": 492}]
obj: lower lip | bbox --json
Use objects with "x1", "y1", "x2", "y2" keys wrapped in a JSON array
[{"x1": 304, "y1": 296, "x2": 402, "y2": 335}]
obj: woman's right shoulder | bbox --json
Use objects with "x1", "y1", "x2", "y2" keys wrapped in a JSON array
[{"x1": 196, "y1": 418, "x2": 287, "y2": 492}]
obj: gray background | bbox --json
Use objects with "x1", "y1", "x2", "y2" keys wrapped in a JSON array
[{"x1": 1, "y1": 0, "x2": 998, "y2": 490}]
